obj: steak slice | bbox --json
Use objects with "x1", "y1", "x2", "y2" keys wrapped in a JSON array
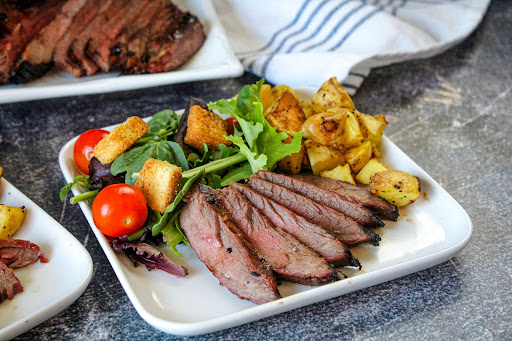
[
  {"x1": 53, "y1": 0, "x2": 102, "y2": 75},
  {"x1": 12, "y1": 0, "x2": 88, "y2": 83},
  {"x1": 230, "y1": 183, "x2": 359, "y2": 268},
  {"x1": 254, "y1": 171, "x2": 383, "y2": 228},
  {"x1": 0, "y1": 239, "x2": 49, "y2": 268},
  {"x1": 144, "y1": 12, "x2": 205, "y2": 73},
  {"x1": 68, "y1": 0, "x2": 128, "y2": 77},
  {"x1": 292, "y1": 175, "x2": 399, "y2": 221},
  {"x1": 248, "y1": 178, "x2": 381, "y2": 247},
  {"x1": 88, "y1": 0, "x2": 149, "y2": 72},
  {"x1": 180, "y1": 184, "x2": 281, "y2": 304},
  {"x1": 0, "y1": 0, "x2": 63, "y2": 84},
  {"x1": 0, "y1": 261, "x2": 23, "y2": 303},
  {"x1": 220, "y1": 188, "x2": 340, "y2": 286}
]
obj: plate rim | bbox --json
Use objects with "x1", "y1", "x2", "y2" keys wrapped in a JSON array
[
  {"x1": 0, "y1": 179, "x2": 94, "y2": 340},
  {"x1": 57, "y1": 102, "x2": 472, "y2": 336}
]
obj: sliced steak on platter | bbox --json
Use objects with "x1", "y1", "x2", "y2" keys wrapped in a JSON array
[
  {"x1": 179, "y1": 184, "x2": 281, "y2": 305},
  {"x1": 219, "y1": 188, "x2": 340, "y2": 286},
  {"x1": 248, "y1": 178, "x2": 381, "y2": 247},
  {"x1": 0, "y1": 261, "x2": 23, "y2": 303},
  {"x1": 230, "y1": 183, "x2": 360, "y2": 268},
  {"x1": 0, "y1": 239, "x2": 49, "y2": 268}
]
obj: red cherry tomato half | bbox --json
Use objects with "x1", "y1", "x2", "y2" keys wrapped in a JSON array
[
  {"x1": 92, "y1": 184, "x2": 148, "y2": 238},
  {"x1": 225, "y1": 117, "x2": 238, "y2": 136},
  {"x1": 73, "y1": 129, "x2": 109, "y2": 174}
]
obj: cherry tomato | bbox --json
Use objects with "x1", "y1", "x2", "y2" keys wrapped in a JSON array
[
  {"x1": 73, "y1": 129, "x2": 109, "y2": 174},
  {"x1": 92, "y1": 184, "x2": 148, "y2": 237},
  {"x1": 225, "y1": 117, "x2": 238, "y2": 136}
]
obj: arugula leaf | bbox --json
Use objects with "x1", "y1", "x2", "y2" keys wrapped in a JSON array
[
  {"x1": 161, "y1": 210, "x2": 190, "y2": 256},
  {"x1": 236, "y1": 78, "x2": 264, "y2": 118},
  {"x1": 60, "y1": 174, "x2": 90, "y2": 201},
  {"x1": 220, "y1": 162, "x2": 253, "y2": 187}
]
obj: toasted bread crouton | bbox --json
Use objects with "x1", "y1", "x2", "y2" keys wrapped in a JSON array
[
  {"x1": 184, "y1": 105, "x2": 231, "y2": 150},
  {"x1": 94, "y1": 116, "x2": 148, "y2": 164},
  {"x1": 135, "y1": 158, "x2": 182, "y2": 214}
]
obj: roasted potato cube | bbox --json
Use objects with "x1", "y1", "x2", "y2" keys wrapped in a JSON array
[
  {"x1": 94, "y1": 116, "x2": 149, "y2": 164},
  {"x1": 304, "y1": 139, "x2": 345, "y2": 175},
  {"x1": 135, "y1": 158, "x2": 182, "y2": 214},
  {"x1": 372, "y1": 144, "x2": 382, "y2": 158},
  {"x1": 355, "y1": 158, "x2": 389, "y2": 184},
  {"x1": 265, "y1": 90, "x2": 306, "y2": 136},
  {"x1": 342, "y1": 111, "x2": 364, "y2": 148},
  {"x1": 0, "y1": 205, "x2": 26, "y2": 239},
  {"x1": 344, "y1": 140, "x2": 372, "y2": 173},
  {"x1": 0, "y1": 167, "x2": 3, "y2": 179},
  {"x1": 358, "y1": 113, "x2": 387, "y2": 146},
  {"x1": 311, "y1": 77, "x2": 355, "y2": 112},
  {"x1": 272, "y1": 85, "x2": 299, "y2": 101},
  {"x1": 185, "y1": 105, "x2": 232, "y2": 151},
  {"x1": 260, "y1": 84, "x2": 275, "y2": 113},
  {"x1": 300, "y1": 101, "x2": 316, "y2": 119},
  {"x1": 302, "y1": 108, "x2": 347, "y2": 148},
  {"x1": 321, "y1": 164, "x2": 355, "y2": 185},
  {"x1": 278, "y1": 139, "x2": 305, "y2": 174},
  {"x1": 370, "y1": 170, "x2": 421, "y2": 206}
]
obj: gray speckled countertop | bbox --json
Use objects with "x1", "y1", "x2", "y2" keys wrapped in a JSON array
[{"x1": 1, "y1": 0, "x2": 511, "y2": 340}]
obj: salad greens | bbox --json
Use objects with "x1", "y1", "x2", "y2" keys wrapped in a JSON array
[{"x1": 63, "y1": 79, "x2": 303, "y2": 258}]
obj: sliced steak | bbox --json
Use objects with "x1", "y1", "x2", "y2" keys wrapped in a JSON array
[
  {"x1": 180, "y1": 184, "x2": 281, "y2": 304},
  {"x1": 292, "y1": 175, "x2": 399, "y2": 221},
  {"x1": 144, "y1": 12, "x2": 205, "y2": 73},
  {"x1": 220, "y1": 188, "x2": 340, "y2": 286},
  {"x1": 248, "y1": 178, "x2": 380, "y2": 247},
  {"x1": 53, "y1": 0, "x2": 102, "y2": 75},
  {"x1": 0, "y1": 0, "x2": 63, "y2": 83},
  {"x1": 12, "y1": 0, "x2": 88, "y2": 83},
  {"x1": 254, "y1": 171, "x2": 383, "y2": 228},
  {"x1": 68, "y1": 0, "x2": 128, "y2": 76},
  {"x1": 88, "y1": 0, "x2": 149, "y2": 72},
  {"x1": 0, "y1": 261, "x2": 23, "y2": 303},
  {"x1": 230, "y1": 183, "x2": 359, "y2": 268},
  {"x1": 0, "y1": 239, "x2": 49, "y2": 268}
]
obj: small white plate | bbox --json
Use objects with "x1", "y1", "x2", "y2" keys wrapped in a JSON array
[
  {"x1": 0, "y1": 179, "x2": 93, "y2": 340},
  {"x1": 58, "y1": 88, "x2": 472, "y2": 336},
  {"x1": 0, "y1": 0, "x2": 243, "y2": 104}
]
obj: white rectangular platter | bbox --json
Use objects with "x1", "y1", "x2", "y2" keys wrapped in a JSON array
[
  {"x1": 58, "y1": 88, "x2": 472, "y2": 336},
  {"x1": 0, "y1": 179, "x2": 93, "y2": 340},
  {"x1": 0, "y1": 0, "x2": 243, "y2": 104}
]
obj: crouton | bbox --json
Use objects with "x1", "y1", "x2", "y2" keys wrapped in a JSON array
[
  {"x1": 184, "y1": 105, "x2": 231, "y2": 150},
  {"x1": 134, "y1": 158, "x2": 182, "y2": 214},
  {"x1": 93, "y1": 116, "x2": 148, "y2": 164}
]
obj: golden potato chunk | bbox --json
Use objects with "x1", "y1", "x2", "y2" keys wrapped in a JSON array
[
  {"x1": 321, "y1": 164, "x2": 355, "y2": 185},
  {"x1": 260, "y1": 84, "x2": 275, "y2": 113},
  {"x1": 344, "y1": 140, "x2": 372, "y2": 173},
  {"x1": 0, "y1": 167, "x2": 3, "y2": 179},
  {"x1": 342, "y1": 111, "x2": 364, "y2": 148},
  {"x1": 278, "y1": 139, "x2": 305, "y2": 174},
  {"x1": 271, "y1": 85, "x2": 299, "y2": 101},
  {"x1": 0, "y1": 205, "x2": 26, "y2": 239},
  {"x1": 302, "y1": 108, "x2": 347, "y2": 148},
  {"x1": 185, "y1": 105, "x2": 232, "y2": 151},
  {"x1": 94, "y1": 116, "x2": 149, "y2": 164},
  {"x1": 135, "y1": 159, "x2": 182, "y2": 214},
  {"x1": 355, "y1": 158, "x2": 389, "y2": 185},
  {"x1": 311, "y1": 77, "x2": 355, "y2": 112},
  {"x1": 304, "y1": 139, "x2": 345, "y2": 175},
  {"x1": 300, "y1": 101, "x2": 316, "y2": 119},
  {"x1": 358, "y1": 113, "x2": 387, "y2": 146},
  {"x1": 370, "y1": 170, "x2": 421, "y2": 207}
]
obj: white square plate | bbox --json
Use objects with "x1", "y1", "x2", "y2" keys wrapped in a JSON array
[
  {"x1": 58, "y1": 87, "x2": 472, "y2": 336},
  {"x1": 0, "y1": 0, "x2": 243, "y2": 104},
  {"x1": 0, "y1": 179, "x2": 93, "y2": 340}
]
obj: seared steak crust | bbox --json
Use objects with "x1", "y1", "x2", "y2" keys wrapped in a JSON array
[
  {"x1": 230, "y1": 183, "x2": 359, "y2": 268},
  {"x1": 180, "y1": 184, "x2": 281, "y2": 304},
  {"x1": 292, "y1": 175, "x2": 399, "y2": 221},
  {"x1": 248, "y1": 178, "x2": 381, "y2": 247},
  {"x1": 255, "y1": 171, "x2": 383, "y2": 228},
  {"x1": 220, "y1": 188, "x2": 340, "y2": 286}
]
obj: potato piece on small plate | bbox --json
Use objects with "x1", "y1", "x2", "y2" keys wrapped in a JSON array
[
  {"x1": 344, "y1": 140, "x2": 372, "y2": 173},
  {"x1": 302, "y1": 108, "x2": 348, "y2": 148},
  {"x1": 311, "y1": 77, "x2": 355, "y2": 112},
  {"x1": 304, "y1": 139, "x2": 345, "y2": 175},
  {"x1": 355, "y1": 158, "x2": 388, "y2": 184},
  {"x1": 342, "y1": 111, "x2": 364, "y2": 148},
  {"x1": 0, "y1": 204, "x2": 26, "y2": 239},
  {"x1": 370, "y1": 170, "x2": 421, "y2": 206},
  {"x1": 321, "y1": 164, "x2": 355, "y2": 184}
]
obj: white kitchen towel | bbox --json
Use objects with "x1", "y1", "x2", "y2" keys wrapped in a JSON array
[{"x1": 213, "y1": 0, "x2": 491, "y2": 94}]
